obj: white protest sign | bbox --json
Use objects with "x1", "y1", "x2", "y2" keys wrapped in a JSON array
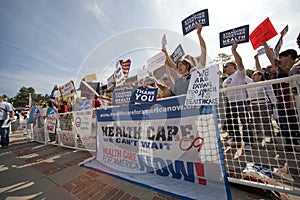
[
  {"x1": 107, "y1": 73, "x2": 115, "y2": 89},
  {"x1": 161, "y1": 34, "x2": 167, "y2": 48},
  {"x1": 59, "y1": 80, "x2": 76, "y2": 99},
  {"x1": 46, "y1": 114, "x2": 57, "y2": 134},
  {"x1": 74, "y1": 110, "x2": 93, "y2": 135},
  {"x1": 115, "y1": 66, "x2": 125, "y2": 86},
  {"x1": 53, "y1": 90, "x2": 61, "y2": 98},
  {"x1": 137, "y1": 67, "x2": 149, "y2": 81},
  {"x1": 256, "y1": 45, "x2": 271, "y2": 56},
  {"x1": 59, "y1": 130, "x2": 76, "y2": 147},
  {"x1": 147, "y1": 52, "x2": 166, "y2": 72},
  {"x1": 185, "y1": 64, "x2": 219, "y2": 106}
]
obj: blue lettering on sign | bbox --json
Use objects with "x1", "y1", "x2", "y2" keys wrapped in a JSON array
[{"x1": 138, "y1": 155, "x2": 199, "y2": 183}]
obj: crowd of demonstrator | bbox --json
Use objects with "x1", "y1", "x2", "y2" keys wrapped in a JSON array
[{"x1": 1, "y1": 27, "x2": 299, "y2": 151}]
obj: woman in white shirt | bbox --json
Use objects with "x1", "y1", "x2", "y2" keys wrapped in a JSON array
[{"x1": 247, "y1": 70, "x2": 278, "y2": 144}]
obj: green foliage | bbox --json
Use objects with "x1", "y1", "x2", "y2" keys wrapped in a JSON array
[
  {"x1": 246, "y1": 69, "x2": 255, "y2": 78},
  {"x1": 7, "y1": 87, "x2": 51, "y2": 109}
]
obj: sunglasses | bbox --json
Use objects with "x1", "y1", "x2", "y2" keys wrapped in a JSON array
[{"x1": 279, "y1": 53, "x2": 289, "y2": 58}]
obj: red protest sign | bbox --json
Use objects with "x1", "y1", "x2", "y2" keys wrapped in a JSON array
[{"x1": 249, "y1": 17, "x2": 277, "y2": 50}]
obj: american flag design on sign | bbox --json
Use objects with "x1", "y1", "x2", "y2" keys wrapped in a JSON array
[
  {"x1": 118, "y1": 59, "x2": 131, "y2": 79},
  {"x1": 280, "y1": 25, "x2": 288, "y2": 37}
]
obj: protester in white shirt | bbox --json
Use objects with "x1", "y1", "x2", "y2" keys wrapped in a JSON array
[
  {"x1": 0, "y1": 94, "x2": 15, "y2": 148},
  {"x1": 222, "y1": 42, "x2": 254, "y2": 149}
]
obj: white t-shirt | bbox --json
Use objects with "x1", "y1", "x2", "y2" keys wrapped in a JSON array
[
  {"x1": 222, "y1": 69, "x2": 249, "y2": 102},
  {"x1": 0, "y1": 101, "x2": 14, "y2": 120}
]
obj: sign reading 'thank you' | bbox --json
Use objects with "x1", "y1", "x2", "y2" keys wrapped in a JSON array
[{"x1": 130, "y1": 87, "x2": 158, "y2": 105}]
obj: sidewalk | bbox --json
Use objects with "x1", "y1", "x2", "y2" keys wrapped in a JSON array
[{"x1": 0, "y1": 132, "x2": 284, "y2": 199}]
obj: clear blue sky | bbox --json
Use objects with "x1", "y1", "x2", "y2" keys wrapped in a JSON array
[{"x1": 1, "y1": 0, "x2": 299, "y2": 97}]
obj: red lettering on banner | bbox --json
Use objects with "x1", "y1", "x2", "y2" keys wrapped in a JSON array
[
  {"x1": 194, "y1": 162, "x2": 207, "y2": 185},
  {"x1": 179, "y1": 136, "x2": 204, "y2": 152},
  {"x1": 249, "y1": 17, "x2": 277, "y2": 50},
  {"x1": 123, "y1": 150, "x2": 137, "y2": 162},
  {"x1": 103, "y1": 147, "x2": 122, "y2": 158}
]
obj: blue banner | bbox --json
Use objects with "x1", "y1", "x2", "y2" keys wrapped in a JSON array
[{"x1": 97, "y1": 96, "x2": 213, "y2": 122}]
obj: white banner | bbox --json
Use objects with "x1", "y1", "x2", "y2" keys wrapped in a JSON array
[
  {"x1": 59, "y1": 130, "x2": 76, "y2": 147},
  {"x1": 59, "y1": 80, "x2": 76, "y2": 99},
  {"x1": 115, "y1": 66, "x2": 125, "y2": 86},
  {"x1": 83, "y1": 96, "x2": 230, "y2": 199},
  {"x1": 46, "y1": 114, "x2": 57, "y2": 134},
  {"x1": 137, "y1": 67, "x2": 149, "y2": 81},
  {"x1": 73, "y1": 110, "x2": 96, "y2": 150},
  {"x1": 74, "y1": 110, "x2": 93, "y2": 135}
]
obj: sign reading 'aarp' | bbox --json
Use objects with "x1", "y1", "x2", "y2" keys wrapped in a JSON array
[
  {"x1": 219, "y1": 25, "x2": 249, "y2": 48},
  {"x1": 181, "y1": 9, "x2": 209, "y2": 36}
]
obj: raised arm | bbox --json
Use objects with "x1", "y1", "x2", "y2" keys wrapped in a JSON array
[
  {"x1": 162, "y1": 46, "x2": 176, "y2": 70},
  {"x1": 231, "y1": 42, "x2": 244, "y2": 71},
  {"x1": 196, "y1": 24, "x2": 207, "y2": 67},
  {"x1": 254, "y1": 54, "x2": 263, "y2": 72},
  {"x1": 262, "y1": 42, "x2": 277, "y2": 67}
]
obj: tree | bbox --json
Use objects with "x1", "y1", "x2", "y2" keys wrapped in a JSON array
[
  {"x1": 12, "y1": 87, "x2": 35, "y2": 108},
  {"x1": 246, "y1": 69, "x2": 254, "y2": 78},
  {"x1": 10, "y1": 87, "x2": 51, "y2": 109}
]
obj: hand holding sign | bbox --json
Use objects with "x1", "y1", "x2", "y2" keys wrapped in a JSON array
[
  {"x1": 196, "y1": 24, "x2": 203, "y2": 36},
  {"x1": 232, "y1": 42, "x2": 238, "y2": 51}
]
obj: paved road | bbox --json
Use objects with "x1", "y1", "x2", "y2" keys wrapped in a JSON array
[{"x1": 0, "y1": 131, "x2": 288, "y2": 199}]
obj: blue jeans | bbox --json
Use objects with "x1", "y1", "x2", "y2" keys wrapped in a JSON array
[{"x1": 0, "y1": 120, "x2": 9, "y2": 147}]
